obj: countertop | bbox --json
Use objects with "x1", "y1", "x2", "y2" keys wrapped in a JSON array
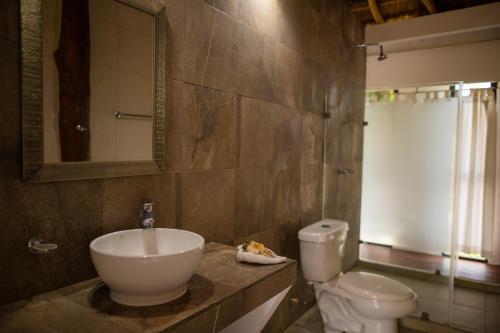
[{"x1": 0, "y1": 242, "x2": 296, "y2": 333}]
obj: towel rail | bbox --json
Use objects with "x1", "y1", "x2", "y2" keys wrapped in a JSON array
[{"x1": 114, "y1": 111, "x2": 152, "y2": 120}]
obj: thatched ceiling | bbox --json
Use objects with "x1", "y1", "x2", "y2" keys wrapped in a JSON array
[{"x1": 349, "y1": 0, "x2": 500, "y2": 24}]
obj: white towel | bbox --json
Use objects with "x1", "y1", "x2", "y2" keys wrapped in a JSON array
[{"x1": 236, "y1": 245, "x2": 287, "y2": 264}]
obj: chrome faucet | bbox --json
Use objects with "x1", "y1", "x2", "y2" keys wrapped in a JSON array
[{"x1": 140, "y1": 201, "x2": 155, "y2": 228}]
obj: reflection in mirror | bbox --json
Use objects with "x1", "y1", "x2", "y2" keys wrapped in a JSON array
[{"x1": 42, "y1": 0, "x2": 154, "y2": 162}]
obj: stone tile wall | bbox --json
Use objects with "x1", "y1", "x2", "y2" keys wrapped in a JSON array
[{"x1": 0, "y1": 0, "x2": 365, "y2": 330}]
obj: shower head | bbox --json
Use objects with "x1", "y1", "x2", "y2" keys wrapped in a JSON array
[
  {"x1": 377, "y1": 45, "x2": 387, "y2": 61},
  {"x1": 355, "y1": 43, "x2": 388, "y2": 61}
]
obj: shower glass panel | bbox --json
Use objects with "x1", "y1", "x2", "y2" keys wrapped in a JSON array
[
  {"x1": 361, "y1": 92, "x2": 458, "y2": 255},
  {"x1": 360, "y1": 83, "x2": 462, "y2": 326}
]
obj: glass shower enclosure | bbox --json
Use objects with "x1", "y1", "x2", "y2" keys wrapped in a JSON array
[{"x1": 360, "y1": 82, "x2": 476, "y2": 329}]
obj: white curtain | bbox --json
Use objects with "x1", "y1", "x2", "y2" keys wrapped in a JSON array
[
  {"x1": 455, "y1": 89, "x2": 497, "y2": 262},
  {"x1": 491, "y1": 88, "x2": 500, "y2": 265}
]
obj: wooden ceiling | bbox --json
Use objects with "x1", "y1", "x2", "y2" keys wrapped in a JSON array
[{"x1": 349, "y1": 0, "x2": 500, "y2": 25}]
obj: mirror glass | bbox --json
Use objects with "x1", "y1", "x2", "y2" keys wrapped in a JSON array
[{"x1": 42, "y1": 0, "x2": 154, "y2": 163}]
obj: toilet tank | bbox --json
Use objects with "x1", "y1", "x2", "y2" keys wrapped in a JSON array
[{"x1": 298, "y1": 219, "x2": 349, "y2": 282}]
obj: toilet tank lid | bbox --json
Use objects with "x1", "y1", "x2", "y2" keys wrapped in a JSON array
[{"x1": 298, "y1": 219, "x2": 348, "y2": 243}]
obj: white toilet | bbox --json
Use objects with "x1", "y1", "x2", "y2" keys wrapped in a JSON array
[{"x1": 298, "y1": 219, "x2": 418, "y2": 333}]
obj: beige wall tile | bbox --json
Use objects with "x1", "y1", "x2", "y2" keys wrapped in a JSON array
[
  {"x1": 89, "y1": 0, "x2": 117, "y2": 24},
  {"x1": 115, "y1": 118, "x2": 153, "y2": 161},
  {"x1": 90, "y1": 65, "x2": 117, "y2": 112},
  {"x1": 117, "y1": 2, "x2": 153, "y2": 34},
  {"x1": 118, "y1": 28, "x2": 153, "y2": 75},
  {"x1": 89, "y1": 111, "x2": 117, "y2": 161},
  {"x1": 90, "y1": 19, "x2": 119, "y2": 68},
  {"x1": 116, "y1": 71, "x2": 153, "y2": 115}
]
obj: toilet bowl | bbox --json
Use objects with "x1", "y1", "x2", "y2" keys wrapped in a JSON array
[
  {"x1": 298, "y1": 219, "x2": 418, "y2": 333},
  {"x1": 315, "y1": 272, "x2": 418, "y2": 333}
]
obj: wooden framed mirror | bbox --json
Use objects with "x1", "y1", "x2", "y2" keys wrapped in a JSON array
[{"x1": 20, "y1": 0, "x2": 165, "y2": 182}]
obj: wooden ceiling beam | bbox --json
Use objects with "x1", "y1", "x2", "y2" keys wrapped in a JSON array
[
  {"x1": 350, "y1": 0, "x2": 414, "y2": 13},
  {"x1": 368, "y1": 0, "x2": 385, "y2": 24},
  {"x1": 421, "y1": 0, "x2": 437, "y2": 14}
]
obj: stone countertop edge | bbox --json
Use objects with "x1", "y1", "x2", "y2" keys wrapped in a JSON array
[{"x1": 0, "y1": 242, "x2": 297, "y2": 333}]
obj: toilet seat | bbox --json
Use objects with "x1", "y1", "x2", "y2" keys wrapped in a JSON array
[
  {"x1": 317, "y1": 272, "x2": 415, "y2": 302},
  {"x1": 315, "y1": 271, "x2": 418, "y2": 321},
  {"x1": 337, "y1": 271, "x2": 415, "y2": 302}
]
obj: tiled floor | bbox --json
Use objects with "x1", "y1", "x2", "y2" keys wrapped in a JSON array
[
  {"x1": 283, "y1": 305, "x2": 424, "y2": 333},
  {"x1": 283, "y1": 306, "x2": 323, "y2": 333},
  {"x1": 283, "y1": 267, "x2": 500, "y2": 333}
]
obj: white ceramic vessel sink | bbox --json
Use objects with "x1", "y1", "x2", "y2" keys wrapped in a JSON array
[{"x1": 90, "y1": 228, "x2": 204, "y2": 306}]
